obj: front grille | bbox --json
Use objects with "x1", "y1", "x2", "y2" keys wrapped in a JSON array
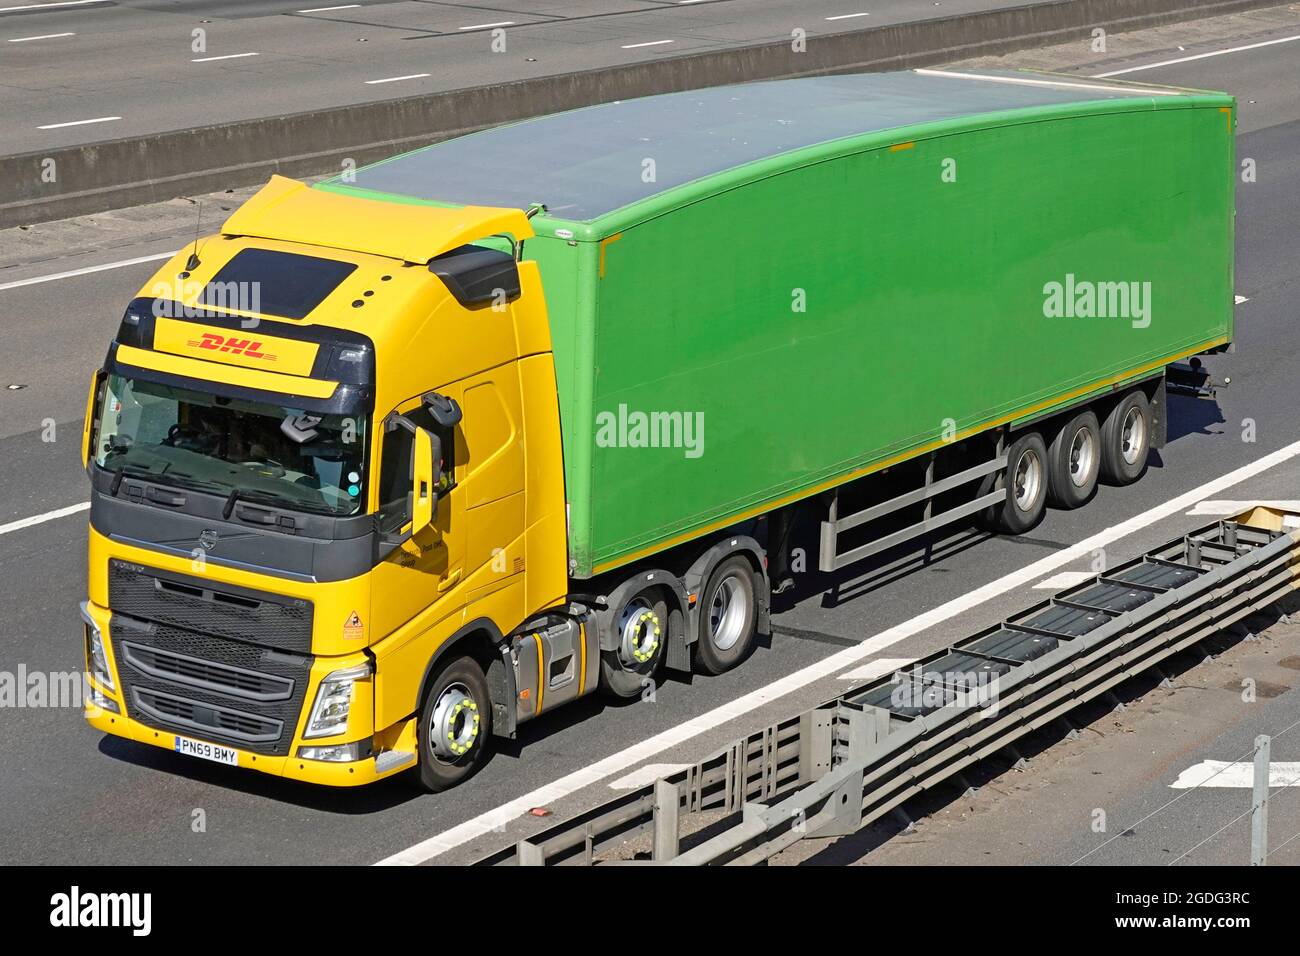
[
  {"x1": 121, "y1": 643, "x2": 293, "y2": 701},
  {"x1": 132, "y1": 687, "x2": 283, "y2": 744},
  {"x1": 109, "y1": 560, "x2": 313, "y2": 653},
  {"x1": 112, "y1": 614, "x2": 313, "y2": 756}
]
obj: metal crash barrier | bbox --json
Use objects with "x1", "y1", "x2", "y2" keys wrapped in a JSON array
[{"x1": 476, "y1": 507, "x2": 1300, "y2": 866}]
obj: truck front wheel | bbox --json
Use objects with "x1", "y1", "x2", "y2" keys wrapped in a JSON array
[
  {"x1": 599, "y1": 586, "x2": 668, "y2": 699},
  {"x1": 416, "y1": 655, "x2": 493, "y2": 792},
  {"x1": 694, "y1": 556, "x2": 757, "y2": 675},
  {"x1": 1099, "y1": 389, "x2": 1151, "y2": 485}
]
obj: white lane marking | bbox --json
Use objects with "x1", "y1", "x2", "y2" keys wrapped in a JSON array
[
  {"x1": 825, "y1": 12, "x2": 870, "y2": 20},
  {"x1": 1236, "y1": 295, "x2": 1249, "y2": 304},
  {"x1": 459, "y1": 21, "x2": 513, "y2": 30},
  {"x1": 914, "y1": 68, "x2": 1182, "y2": 97},
  {"x1": 1033, "y1": 570, "x2": 1096, "y2": 590},
  {"x1": 375, "y1": 437, "x2": 1300, "y2": 865},
  {"x1": 1096, "y1": 34, "x2": 1300, "y2": 77},
  {"x1": 297, "y1": 3, "x2": 361, "y2": 11},
  {"x1": 365, "y1": 72, "x2": 430, "y2": 84},
  {"x1": 1171, "y1": 761, "x2": 1300, "y2": 789},
  {"x1": 0, "y1": 502, "x2": 89, "y2": 537},
  {"x1": 0, "y1": 251, "x2": 175, "y2": 292},
  {"x1": 191, "y1": 52, "x2": 259, "y2": 63},
  {"x1": 0, "y1": 0, "x2": 106, "y2": 11},
  {"x1": 608, "y1": 764, "x2": 692, "y2": 790},
  {"x1": 36, "y1": 115, "x2": 120, "y2": 130},
  {"x1": 622, "y1": 39, "x2": 674, "y2": 49},
  {"x1": 8, "y1": 32, "x2": 75, "y2": 42},
  {"x1": 838, "y1": 657, "x2": 914, "y2": 681}
]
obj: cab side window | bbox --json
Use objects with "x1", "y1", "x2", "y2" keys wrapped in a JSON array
[{"x1": 376, "y1": 406, "x2": 456, "y2": 534}]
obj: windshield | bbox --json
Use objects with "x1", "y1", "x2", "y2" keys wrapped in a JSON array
[{"x1": 94, "y1": 373, "x2": 367, "y2": 517}]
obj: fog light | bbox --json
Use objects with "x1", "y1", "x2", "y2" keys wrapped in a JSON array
[{"x1": 298, "y1": 741, "x2": 369, "y2": 762}]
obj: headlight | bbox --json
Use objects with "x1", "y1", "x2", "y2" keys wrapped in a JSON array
[
  {"x1": 86, "y1": 685, "x2": 120, "y2": 715},
  {"x1": 80, "y1": 601, "x2": 114, "y2": 692},
  {"x1": 304, "y1": 663, "x2": 371, "y2": 739}
]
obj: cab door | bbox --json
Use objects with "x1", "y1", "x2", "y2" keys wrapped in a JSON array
[{"x1": 368, "y1": 386, "x2": 466, "y2": 645}]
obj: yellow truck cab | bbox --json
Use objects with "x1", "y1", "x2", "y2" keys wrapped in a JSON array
[{"x1": 83, "y1": 177, "x2": 573, "y2": 789}]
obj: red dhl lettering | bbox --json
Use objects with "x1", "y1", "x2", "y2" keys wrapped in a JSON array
[{"x1": 187, "y1": 332, "x2": 276, "y2": 361}]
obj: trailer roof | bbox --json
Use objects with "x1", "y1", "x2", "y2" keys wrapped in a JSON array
[{"x1": 328, "y1": 69, "x2": 1206, "y2": 225}]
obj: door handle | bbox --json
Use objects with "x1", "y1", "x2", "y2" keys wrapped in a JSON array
[{"x1": 437, "y1": 569, "x2": 462, "y2": 592}]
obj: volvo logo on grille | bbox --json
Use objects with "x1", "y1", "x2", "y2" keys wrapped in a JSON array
[{"x1": 198, "y1": 529, "x2": 219, "y2": 550}]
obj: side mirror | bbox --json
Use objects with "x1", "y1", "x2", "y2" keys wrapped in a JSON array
[
  {"x1": 82, "y1": 369, "x2": 106, "y2": 471},
  {"x1": 411, "y1": 426, "x2": 441, "y2": 534}
]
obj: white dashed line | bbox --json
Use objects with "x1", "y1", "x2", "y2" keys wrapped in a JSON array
[
  {"x1": 297, "y1": 3, "x2": 361, "y2": 11},
  {"x1": 364, "y1": 73, "x2": 430, "y2": 85},
  {"x1": 621, "y1": 39, "x2": 674, "y2": 49},
  {"x1": 37, "y1": 116, "x2": 120, "y2": 130},
  {"x1": 0, "y1": 503, "x2": 90, "y2": 538},
  {"x1": 1033, "y1": 571, "x2": 1097, "y2": 590},
  {"x1": 0, "y1": 251, "x2": 175, "y2": 292},
  {"x1": 8, "y1": 32, "x2": 76, "y2": 42},
  {"x1": 825, "y1": 12, "x2": 870, "y2": 20},
  {"x1": 191, "y1": 52, "x2": 260, "y2": 63},
  {"x1": 0, "y1": 0, "x2": 106, "y2": 11},
  {"x1": 459, "y1": 21, "x2": 514, "y2": 30},
  {"x1": 837, "y1": 658, "x2": 915, "y2": 681},
  {"x1": 1172, "y1": 761, "x2": 1300, "y2": 789}
]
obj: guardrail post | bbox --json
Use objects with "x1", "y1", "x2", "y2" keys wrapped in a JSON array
[
  {"x1": 798, "y1": 709, "x2": 834, "y2": 784},
  {"x1": 517, "y1": 838, "x2": 545, "y2": 866},
  {"x1": 1251, "y1": 734, "x2": 1270, "y2": 866},
  {"x1": 653, "y1": 779, "x2": 680, "y2": 862}
]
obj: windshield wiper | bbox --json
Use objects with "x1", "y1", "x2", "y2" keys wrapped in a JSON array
[{"x1": 221, "y1": 487, "x2": 242, "y2": 520}]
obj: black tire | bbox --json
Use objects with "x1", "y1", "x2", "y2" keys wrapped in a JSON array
[
  {"x1": 1046, "y1": 409, "x2": 1100, "y2": 509},
  {"x1": 598, "y1": 586, "x2": 668, "y2": 699},
  {"x1": 981, "y1": 431, "x2": 1048, "y2": 534},
  {"x1": 416, "y1": 654, "x2": 492, "y2": 792},
  {"x1": 1099, "y1": 389, "x2": 1151, "y2": 486},
  {"x1": 694, "y1": 556, "x2": 757, "y2": 676}
]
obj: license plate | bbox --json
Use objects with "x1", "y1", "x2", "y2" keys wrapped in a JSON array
[{"x1": 174, "y1": 735, "x2": 239, "y2": 766}]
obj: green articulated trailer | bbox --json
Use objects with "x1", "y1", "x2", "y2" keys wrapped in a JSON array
[{"x1": 322, "y1": 68, "x2": 1233, "y2": 586}]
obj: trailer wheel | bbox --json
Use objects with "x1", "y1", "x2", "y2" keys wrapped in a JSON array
[
  {"x1": 416, "y1": 655, "x2": 492, "y2": 792},
  {"x1": 1046, "y1": 410, "x2": 1100, "y2": 509},
  {"x1": 694, "y1": 556, "x2": 757, "y2": 676},
  {"x1": 599, "y1": 586, "x2": 669, "y2": 699},
  {"x1": 981, "y1": 431, "x2": 1048, "y2": 534},
  {"x1": 1099, "y1": 390, "x2": 1150, "y2": 485}
]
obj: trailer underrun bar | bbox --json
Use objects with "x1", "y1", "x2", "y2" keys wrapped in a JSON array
[{"x1": 475, "y1": 506, "x2": 1300, "y2": 866}]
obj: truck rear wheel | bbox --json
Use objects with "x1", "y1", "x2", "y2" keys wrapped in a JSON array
[
  {"x1": 982, "y1": 431, "x2": 1048, "y2": 534},
  {"x1": 416, "y1": 655, "x2": 492, "y2": 792},
  {"x1": 1099, "y1": 389, "x2": 1151, "y2": 485},
  {"x1": 694, "y1": 556, "x2": 757, "y2": 675},
  {"x1": 599, "y1": 586, "x2": 668, "y2": 699},
  {"x1": 1046, "y1": 410, "x2": 1100, "y2": 509}
]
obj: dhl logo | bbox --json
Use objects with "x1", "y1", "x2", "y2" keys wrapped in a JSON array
[{"x1": 186, "y1": 333, "x2": 277, "y2": 362}]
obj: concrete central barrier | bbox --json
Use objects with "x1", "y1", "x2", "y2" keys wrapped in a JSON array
[{"x1": 0, "y1": 0, "x2": 1277, "y2": 228}]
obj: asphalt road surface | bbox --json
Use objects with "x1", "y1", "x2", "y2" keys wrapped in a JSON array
[
  {"x1": 0, "y1": 0, "x2": 1053, "y2": 154},
  {"x1": 0, "y1": 9, "x2": 1298, "y2": 865}
]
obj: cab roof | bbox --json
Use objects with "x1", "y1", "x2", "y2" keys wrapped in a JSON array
[{"x1": 319, "y1": 69, "x2": 1225, "y2": 231}]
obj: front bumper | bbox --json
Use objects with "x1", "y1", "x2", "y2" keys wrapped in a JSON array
[{"x1": 84, "y1": 703, "x2": 415, "y2": 787}]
